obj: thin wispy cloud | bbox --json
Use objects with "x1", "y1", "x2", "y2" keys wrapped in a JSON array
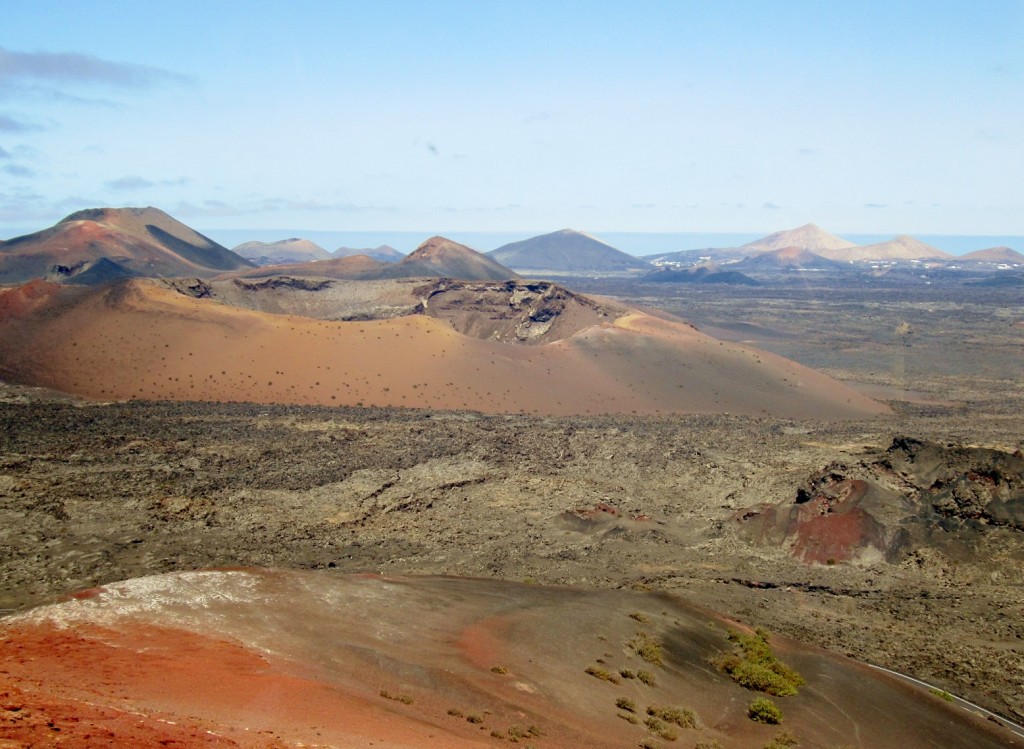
[
  {"x1": 173, "y1": 198, "x2": 397, "y2": 218},
  {"x1": 105, "y1": 175, "x2": 190, "y2": 191},
  {"x1": 864, "y1": 202, "x2": 887, "y2": 209},
  {"x1": 2, "y1": 164, "x2": 34, "y2": 177},
  {"x1": 0, "y1": 113, "x2": 41, "y2": 131},
  {"x1": 763, "y1": 202, "x2": 782, "y2": 210},
  {"x1": 425, "y1": 142, "x2": 439, "y2": 156},
  {"x1": 0, "y1": 146, "x2": 9, "y2": 159},
  {"x1": 0, "y1": 46, "x2": 195, "y2": 89},
  {"x1": 0, "y1": 193, "x2": 99, "y2": 223}
]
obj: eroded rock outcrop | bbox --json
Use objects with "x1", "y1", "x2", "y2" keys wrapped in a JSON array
[{"x1": 736, "y1": 437, "x2": 1024, "y2": 564}]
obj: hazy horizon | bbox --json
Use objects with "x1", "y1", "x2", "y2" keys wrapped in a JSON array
[{"x1": 3, "y1": 220, "x2": 1023, "y2": 257}]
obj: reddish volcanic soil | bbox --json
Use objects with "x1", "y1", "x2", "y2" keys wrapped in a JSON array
[
  {"x1": 0, "y1": 570, "x2": 1017, "y2": 749},
  {"x1": 0, "y1": 278, "x2": 889, "y2": 419}
]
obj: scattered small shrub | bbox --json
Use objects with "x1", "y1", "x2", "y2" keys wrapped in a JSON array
[
  {"x1": 617, "y1": 697, "x2": 638, "y2": 712},
  {"x1": 447, "y1": 707, "x2": 463, "y2": 717},
  {"x1": 467, "y1": 713, "x2": 485, "y2": 724},
  {"x1": 748, "y1": 697, "x2": 783, "y2": 725},
  {"x1": 636, "y1": 670, "x2": 657, "y2": 686},
  {"x1": 526, "y1": 726, "x2": 544, "y2": 737},
  {"x1": 508, "y1": 725, "x2": 527, "y2": 740},
  {"x1": 630, "y1": 611, "x2": 650, "y2": 623},
  {"x1": 657, "y1": 726, "x2": 678, "y2": 741},
  {"x1": 646, "y1": 705, "x2": 696, "y2": 729},
  {"x1": 639, "y1": 740, "x2": 659, "y2": 749},
  {"x1": 379, "y1": 688, "x2": 413, "y2": 704},
  {"x1": 718, "y1": 629, "x2": 804, "y2": 696},
  {"x1": 585, "y1": 665, "x2": 621, "y2": 683},
  {"x1": 630, "y1": 632, "x2": 665, "y2": 666},
  {"x1": 491, "y1": 665, "x2": 509, "y2": 674},
  {"x1": 619, "y1": 712, "x2": 640, "y2": 724},
  {"x1": 491, "y1": 729, "x2": 505, "y2": 739},
  {"x1": 695, "y1": 741, "x2": 723, "y2": 749},
  {"x1": 764, "y1": 729, "x2": 799, "y2": 748},
  {"x1": 645, "y1": 716, "x2": 665, "y2": 732},
  {"x1": 620, "y1": 669, "x2": 637, "y2": 679}
]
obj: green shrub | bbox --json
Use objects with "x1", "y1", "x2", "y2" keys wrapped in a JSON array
[
  {"x1": 617, "y1": 697, "x2": 638, "y2": 712},
  {"x1": 748, "y1": 697, "x2": 783, "y2": 724},
  {"x1": 585, "y1": 665, "x2": 620, "y2": 683},
  {"x1": 929, "y1": 687, "x2": 954, "y2": 702},
  {"x1": 646, "y1": 705, "x2": 696, "y2": 729},
  {"x1": 718, "y1": 629, "x2": 804, "y2": 696}
]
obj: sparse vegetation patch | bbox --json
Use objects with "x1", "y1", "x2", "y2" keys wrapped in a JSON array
[
  {"x1": 379, "y1": 688, "x2": 414, "y2": 704},
  {"x1": 629, "y1": 631, "x2": 665, "y2": 667},
  {"x1": 636, "y1": 670, "x2": 657, "y2": 686},
  {"x1": 717, "y1": 629, "x2": 804, "y2": 696},
  {"x1": 585, "y1": 665, "x2": 621, "y2": 683},
  {"x1": 616, "y1": 697, "x2": 638, "y2": 712},
  {"x1": 764, "y1": 729, "x2": 799, "y2": 748},
  {"x1": 646, "y1": 705, "x2": 696, "y2": 729},
  {"x1": 748, "y1": 697, "x2": 783, "y2": 724}
]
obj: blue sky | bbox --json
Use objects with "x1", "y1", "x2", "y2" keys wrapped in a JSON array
[{"x1": 1, "y1": 0, "x2": 1021, "y2": 238}]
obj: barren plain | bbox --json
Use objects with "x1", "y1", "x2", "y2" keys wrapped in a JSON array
[{"x1": 1, "y1": 278, "x2": 1022, "y2": 746}]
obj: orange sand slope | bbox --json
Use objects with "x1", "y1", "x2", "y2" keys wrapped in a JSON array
[
  {"x1": 0, "y1": 278, "x2": 888, "y2": 418},
  {"x1": 1, "y1": 570, "x2": 1016, "y2": 749}
]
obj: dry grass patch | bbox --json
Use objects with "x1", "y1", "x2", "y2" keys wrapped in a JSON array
[
  {"x1": 646, "y1": 705, "x2": 696, "y2": 729},
  {"x1": 629, "y1": 631, "x2": 665, "y2": 667}
]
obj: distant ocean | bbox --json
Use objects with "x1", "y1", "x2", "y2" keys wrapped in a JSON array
[{"x1": 195, "y1": 229, "x2": 1024, "y2": 257}]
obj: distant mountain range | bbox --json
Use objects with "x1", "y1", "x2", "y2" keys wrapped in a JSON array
[
  {"x1": 958, "y1": 246, "x2": 1024, "y2": 264},
  {"x1": 0, "y1": 207, "x2": 252, "y2": 284},
  {"x1": 332, "y1": 245, "x2": 404, "y2": 263},
  {"x1": 1, "y1": 209, "x2": 1020, "y2": 286},
  {"x1": 643, "y1": 223, "x2": 989, "y2": 269},
  {"x1": 488, "y1": 229, "x2": 650, "y2": 272},
  {"x1": 741, "y1": 223, "x2": 857, "y2": 255},
  {"x1": 233, "y1": 238, "x2": 332, "y2": 265},
  {"x1": 825, "y1": 235, "x2": 951, "y2": 262},
  {"x1": 217, "y1": 236, "x2": 515, "y2": 282}
]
